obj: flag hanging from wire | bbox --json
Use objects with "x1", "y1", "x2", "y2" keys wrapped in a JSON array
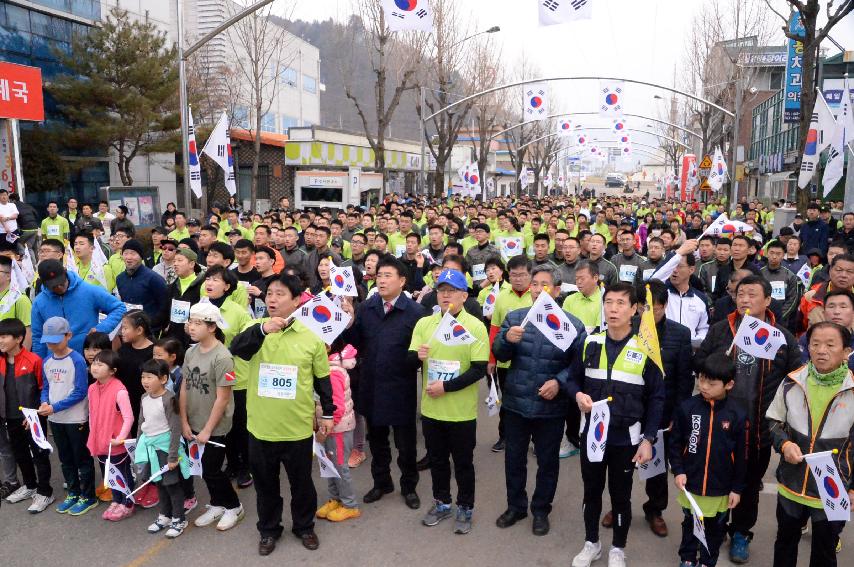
[
  {"x1": 524, "y1": 83, "x2": 549, "y2": 119},
  {"x1": 539, "y1": 0, "x2": 594, "y2": 26},
  {"x1": 598, "y1": 80, "x2": 624, "y2": 117}
]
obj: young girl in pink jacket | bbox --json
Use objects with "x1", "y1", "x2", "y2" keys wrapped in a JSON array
[{"x1": 315, "y1": 343, "x2": 360, "y2": 523}]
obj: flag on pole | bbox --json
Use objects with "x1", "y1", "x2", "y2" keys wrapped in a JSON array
[
  {"x1": 129, "y1": 462, "x2": 172, "y2": 497},
  {"x1": 123, "y1": 438, "x2": 137, "y2": 462},
  {"x1": 683, "y1": 489, "x2": 710, "y2": 552},
  {"x1": 575, "y1": 132, "x2": 588, "y2": 146},
  {"x1": 485, "y1": 373, "x2": 501, "y2": 416},
  {"x1": 557, "y1": 119, "x2": 573, "y2": 136},
  {"x1": 637, "y1": 286, "x2": 664, "y2": 374},
  {"x1": 612, "y1": 118, "x2": 627, "y2": 133},
  {"x1": 598, "y1": 81, "x2": 624, "y2": 117},
  {"x1": 539, "y1": 0, "x2": 594, "y2": 25},
  {"x1": 20, "y1": 407, "x2": 52, "y2": 452},
  {"x1": 618, "y1": 133, "x2": 631, "y2": 146},
  {"x1": 797, "y1": 90, "x2": 838, "y2": 189},
  {"x1": 732, "y1": 314, "x2": 786, "y2": 360},
  {"x1": 10, "y1": 260, "x2": 28, "y2": 293},
  {"x1": 64, "y1": 248, "x2": 78, "y2": 275},
  {"x1": 313, "y1": 435, "x2": 341, "y2": 478},
  {"x1": 187, "y1": 106, "x2": 203, "y2": 198},
  {"x1": 707, "y1": 146, "x2": 728, "y2": 191},
  {"x1": 186, "y1": 439, "x2": 205, "y2": 476},
  {"x1": 686, "y1": 158, "x2": 700, "y2": 192},
  {"x1": 482, "y1": 282, "x2": 500, "y2": 317},
  {"x1": 433, "y1": 309, "x2": 477, "y2": 346},
  {"x1": 522, "y1": 290, "x2": 578, "y2": 351},
  {"x1": 381, "y1": 0, "x2": 434, "y2": 33},
  {"x1": 822, "y1": 77, "x2": 853, "y2": 195},
  {"x1": 201, "y1": 111, "x2": 237, "y2": 196},
  {"x1": 804, "y1": 449, "x2": 851, "y2": 522},
  {"x1": 524, "y1": 83, "x2": 549, "y2": 119},
  {"x1": 637, "y1": 430, "x2": 667, "y2": 480},
  {"x1": 467, "y1": 165, "x2": 481, "y2": 189},
  {"x1": 294, "y1": 292, "x2": 351, "y2": 345},
  {"x1": 585, "y1": 398, "x2": 610, "y2": 462},
  {"x1": 699, "y1": 213, "x2": 752, "y2": 238},
  {"x1": 797, "y1": 263, "x2": 812, "y2": 288},
  {"x1": 105, "y1": 444, "x2": 132, "y2": 497},
  {"x1": 330, "y1": 265, "x2": 358, "y2": 297}
]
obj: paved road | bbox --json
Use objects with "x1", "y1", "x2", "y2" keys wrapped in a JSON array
[{"x1": 1, "y1": 384, "x2": 850, "y2": 567}]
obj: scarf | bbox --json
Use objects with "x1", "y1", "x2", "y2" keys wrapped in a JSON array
[{"x1": 807, "y1": 361, "x2": 848, "y2": 387}]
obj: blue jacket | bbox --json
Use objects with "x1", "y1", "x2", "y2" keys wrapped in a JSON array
[
  {"x1": 800, "y1": 219, "x2": 829, "y2": 255},
  {"x1": 116, "y1": 265, "x2": 169, "y2": 332},
  {"x1": 493, "y1": 306, "x2": 586, "y2": 419},
  {"x1": 31, "y1": 271, "x2": 127, "y2": 359}
]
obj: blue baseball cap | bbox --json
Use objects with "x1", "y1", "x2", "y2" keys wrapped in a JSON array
[
  {"x1": 40, "y1": 316, "x2": 71, "y2": 344},
  {"x1": 435, "y1": 269, "x2": 467, "y2": 291}
]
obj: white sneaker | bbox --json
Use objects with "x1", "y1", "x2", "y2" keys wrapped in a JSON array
[
  {"x1": 572, "y1": 541, "x2": 602, "y2": 567},
  {"x1": 6, "y1": 485, "x2": 36, "y2": 503},
  {"x1": 165, "y1": 518, "x2": 188, "y2": 539},
  {"x1": 194, "y1": 504, "x2": 225, "y2": 527},
  {"x1": 27, "y1": 493, "x2": 55, "y2": 514},
  {"x1": 148, "y1": 514, "x2": 171, "y2": 533},
  {"x1": 608, "y1": 547, "x2": 626, "y2": 567},
  {"x1": 216, "y1": 504, "x2": 245, "y2": 531},
  {"x1": 560, "y1": 438, "x2": 580, "y2": 458}
]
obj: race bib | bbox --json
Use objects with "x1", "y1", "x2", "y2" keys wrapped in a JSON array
[
  {"x1": 642, "y1": 268, "x2": 654, "y2": 281},
  {"x1": 258, "y1": 363, "x2": 298, "y2": 399},
  {"x1": 771, "y1": 281, "x2": 785, "y2": 301},
  {"x1": 561, "y1": 283, "x2": 579, "y2": 293},
  {"x1": 395, "y1": 244, "x2": 406, "y2": 258},
  {"x1": 46, "y1": 224, "x2": 60, "y2": 236},
  {"x1": 619, "y1": 264, "x2": 638, "y2": 282},
  {"x1": 170, "y1": 299, "x2": 191, "y2": 323},
  {"x1": 124, "y1": 302, "x2": 143, "y2": 312},
  {"x1": 472, "y1": 263, "x2": 486, "y2": 281},
  {"x1": 253, "y1": 298, "x2": 267, "y2": 319},
  {"x1": 427, "y1": 358, "x2": 461, "y2": 383}
]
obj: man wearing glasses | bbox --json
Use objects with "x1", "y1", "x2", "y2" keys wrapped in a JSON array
[{"x1": 153, "y1": 239, "x2": 180, "y2": 285}]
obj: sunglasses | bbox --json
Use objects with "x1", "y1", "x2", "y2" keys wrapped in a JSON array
[{"x1": 161, "y1": 246, "x2": 176, "y2": 252}]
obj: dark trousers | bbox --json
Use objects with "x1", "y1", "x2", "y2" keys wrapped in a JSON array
[
  {"x1": 422, "y1": 416, "x2": 476, "y2": 508},
  {"x1": 773, "y1": 495, "x2": 845, "y2": 567},
  {"x1": 497, "y1": 368, "x2": 508, "y2": 440},
  {"x1": 565, "y1": 403, "x2": 581, "y2": 446},
  {"x1": 225, "y1": 390, "x2": 249, "y2": 474},
  {"x1": 51, "y1": 421, "x2": 95, "y2": 500},
  {"x1": 504, "y1": 410, "x2": 564, "y2": 517},
  {"x1": 367, "y1": 420, "x2": 418, "y2": 493},
  {"x1": 196, "y1": 432, "x2": 240, "y2": 509},
  {"x1": 729, "y1": 443, "x2": 772, "y2": 537},
  {"x1": 643, "y1": 432, "x2": 670, "y2": 518},
  {"x1": 580, "y1": 443, "x2": 638, "y2": 548},
  {"x1": 97, "y1": 452, "x2": 134, "y2": 505},
  {"x1": 679, "y1": 509, "x2": 728, "y2": 567},
  {"x1": 248, "y1": 434, "x2": 316, "y2": 538},
  {"x1": 158, "y1": 482, "x2": 185, "y2": 521},
  {"x1": 5, "y1": 418, "x2": 52, "y2": 496}
]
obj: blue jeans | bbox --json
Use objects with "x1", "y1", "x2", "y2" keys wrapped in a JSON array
[{"x1": 503, "y1": 410, "x2": 564, "y2": 517}]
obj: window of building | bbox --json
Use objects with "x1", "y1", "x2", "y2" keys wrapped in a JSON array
[
  {"x1": 280, "y1": 67, "x2": 298, "y2": 87},
  {"x1": 303, "y1": 75, "x2": 317, "y2": 94},
  {"x1": 238, "y1": 165, "x2": 270, "y2": 200},
  {"x1": 769, "y1": 70, "x2": 783, "y2": 91},
  {"x1": 261, "y1": 112, "x2": 277, "y2": 133},
  {"x1": 281, "y1": 115, "x2": 300, "y2": 132},
  {"x1": 234, "y1": 106, "x2": 250, "y2": 129}
]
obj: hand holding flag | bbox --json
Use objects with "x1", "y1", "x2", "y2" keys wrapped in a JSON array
[
  {"x1": 330, "y1": 265, "x2": 358, "y2": 297},
  {"x1": 585, "y1": 397, "x2": 612, "y2": 462},
  {"x1": 522, "y1": 289, "x2": 578, "y2": 351},
  {"x1": 432, "y1": 309, "x2": 477, "y2": 346},
  {"x1": 730, "y1": 312, "x2": 786, "y2": 360},
  {"x1": 313, "y1": 435, "x2": 341, "y2": 479},
  {"x1": 804, "y1": 449, "x2": 851, "y2": 522},
  {"x1": 683, "y1": 489, "x2": 710, "y2": 552},
  {"x1": 20, "y1": 407, "x2": 52, "y2": 452},
  {"x1": 294, "y1": 293, "x2": 351, "y2": 345}
]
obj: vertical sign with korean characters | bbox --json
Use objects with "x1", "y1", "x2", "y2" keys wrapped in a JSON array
[
  {"x1": 783, "y1": 12, "x2": 805, "y2": 124},
  {"x1": 0, "y1": 62, "x2": 44, "y2": 122},
  {"x1": 0, "y1": 120, "x2": 15, "y2": 192}
]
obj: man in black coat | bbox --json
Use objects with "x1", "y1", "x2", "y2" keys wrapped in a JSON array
[{"x1": 342, "y1": 255, "x2": 426, "y2": 510}]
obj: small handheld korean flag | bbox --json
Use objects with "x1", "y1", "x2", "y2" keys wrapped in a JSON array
[
  {"x1": 585, "y1": 398, "x2": 611, "y2": 462},
  {"x1": 637, "y1": 430, "x2": 666, "y2": 480},
  {"x1": 433, "y1": 310, "x2": 476, "y2": 346},
  {"x1": 482, "y1": 282, "x2": 500, "y2": 318},
  {"x1": 732, "y1": 314, "x2": 786, "y2": 360},
  {"x1": 295, "y1": 293, "x2": 352, "y2": 345},
  {"x1": 539, "y1": 0, "x2": 593, "y2": 25},
  {"x1": 683, "y1": 489, "x2": 710, "y2": 552},
  {"x1": 524, "y1": 83, "x2": 548, "y2": 120},
  {"x1": 123, "y1": 438, "x2": 137, "y2": 462},
  {"x1": 20, "y1": 407, "x2": 52, "y2": 452},
  {"x1": 522, "y1": 291, "x2": 578, "y2": 351},
  {"x1": 485, "y1": 373, "x2": 501, "y2": 417},
  {"x1": 699, "y1": 213, "x2": 752, "y2": 238},
  {"x1": 313, "y1": 435, "x2": 341, "y2": 479},
  {"x1": 330, "y1": 265, "x2": 358, "y2": 297},
  {"x1": 707, "y1": 146, "x2": 728, "y2": 191},
  {"x1": 599, "y1": 80, "x2": 624, "y2": 117},
  {"x1": 797, "y1": 263, "x2": 812, "y2": 288},
  {"x1": 381, "y1": 0, "x2": 434, "y2": 33},
  {"x1": 105, "y1": 446, "x2": 132, "y2": 497},
  {"x1": 186, "y1": 439, "x2": 205, "y2": 477},
  {"x1": 500, "y1": 236, "x2": 524, "y2": 262},
  {"x1": 804, "y1": 449, "x2": 851, "y2": 522}
]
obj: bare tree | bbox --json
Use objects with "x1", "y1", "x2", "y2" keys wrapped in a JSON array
[
  {"x1": 342, "y1": 0, "x2": 426, "y2": 195},
  {"x1": 503, "y1": 56, "x2": 543, "y2": 197},
  {"x1": 227, "y1": 1, "x2": 295, "y2": 209},
  {"x1": 527, "y1": 119, "x2": 562, "y2": 197},
  {"x1": 765, "y1": 0, "x2": 854, "y2": 208},
  {"x1": 467, "y1": 37, "x2": 507, "y2": 196}
]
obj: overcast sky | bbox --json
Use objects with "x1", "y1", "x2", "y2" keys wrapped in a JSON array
[{"x1": 279, "y1": 0, "x2": 854, "y2": 158}]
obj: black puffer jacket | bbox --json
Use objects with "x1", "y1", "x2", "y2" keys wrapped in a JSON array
[{"x1": 657, "y1": 318, "x2": 694, "y2": 428}]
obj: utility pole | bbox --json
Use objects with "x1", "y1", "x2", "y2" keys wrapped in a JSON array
[{"x1": 728, "y1": 0, "x2": 742, "y2": 207}]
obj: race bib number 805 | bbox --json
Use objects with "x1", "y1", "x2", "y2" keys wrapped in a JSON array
[{"x1": 258, "y1": 363, "x2": 298, "y2": 399}]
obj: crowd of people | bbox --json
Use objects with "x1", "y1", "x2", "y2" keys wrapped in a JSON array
[{"x1": 0, "y1": 188, "x2": 852, "y2": 567}]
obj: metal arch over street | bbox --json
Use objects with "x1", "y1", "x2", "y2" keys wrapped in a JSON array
[
  {"x1": 423, "y1": 76, "x2": 734, "y2": 122},
  {"x1": 517, "y1": 127, "x2": 689, "y2": 151},
  {"x1": 553, "y1": 147, "x2": 667, "y2": 166},
  {"x1": 490, "y1": 112, "x2": 702, "y2": 141}
]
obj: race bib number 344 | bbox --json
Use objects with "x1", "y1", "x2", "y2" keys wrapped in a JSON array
[{"x1": 258, "y1": 363, "x2": 298, "y2": 399}]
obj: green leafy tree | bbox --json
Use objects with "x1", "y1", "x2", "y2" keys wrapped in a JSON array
[{"x1": 48, "y1": 7, "x2": 179, "y2": 186}]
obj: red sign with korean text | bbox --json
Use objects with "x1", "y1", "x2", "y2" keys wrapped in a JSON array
[{"x1": 0, "y1": 62, "x2": 44, "y2": 122}]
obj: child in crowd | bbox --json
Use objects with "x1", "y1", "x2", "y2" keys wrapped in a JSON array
[
  {"x1": 316, "y1": 342, "x2": 361, "y2": 523},
  {"x1": 179, "y1": 302, "x2": 241, "y2": 531},
  {"x1": 83, "y1": 331, "x2": 114, "y2": 502},
  {"x1": 137, "y1": 359, "x2": 189, "y2": 539},
  {"x1": 87, "y1": 350, "x2": 135, "y2": 521},
  {"x1": 154, "y1": 337, "x2": 184, "y2": 395},
  {"x1": 669, "y1": 352, "x2": 747, "y2": 567},
  {"x1": 0, "y1": 318, "x2": 52, "y2": 509},
  {"x1": 39, "y1": 316, "x2": 96, "y2": 515}
]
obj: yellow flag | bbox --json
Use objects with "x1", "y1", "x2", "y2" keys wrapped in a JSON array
[{"x1": 638, "y1": 285, "x2": 665, "y2": 375}]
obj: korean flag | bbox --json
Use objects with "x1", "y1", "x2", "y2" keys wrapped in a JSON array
[
  {"x1": 805, "y1": 450, "x2": 851, "y2": 522},
  {"x1": 330, "y1": 265, "x2": 358, "y2": 297},
  {"x1": 524, "y1": 83, "x2": 549, "y2": 119},
  {"x1": 186, "y1": 440, "x2": 205, "y2": 477},
  {"x1": 381, "y1": 0, "x2": 434, "y2": 33},
  {"x1": 295, "y1": 293, "x2": 352, "y2": 345},
  {"x1": 539, "y1": 0, "x2": 594, "y2": 26},
  {"x1": 585, "y1": 399, "x2": 610, "y2": 462},
  {"x1": 599, "y1": 80, "x2": 625, "y2": 117}
]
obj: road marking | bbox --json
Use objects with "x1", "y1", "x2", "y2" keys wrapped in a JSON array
[{"x1": 124, "y1": 539, "x2": 171, "y2": 567}]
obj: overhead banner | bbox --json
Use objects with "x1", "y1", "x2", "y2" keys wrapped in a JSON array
[{"x1": 783, "y1": 12, "x2": 805, "y2": 124}]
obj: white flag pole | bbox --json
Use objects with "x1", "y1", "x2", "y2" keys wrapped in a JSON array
[
  {"x1": 802, "y1": 448, "x2": 838, "y2": 460},
  {"x1": 725, "y1": 309, "x2": 750, "y2": 356},
  {"x1": 104, "y1": 441, "x2": 112, "y2": 488}
]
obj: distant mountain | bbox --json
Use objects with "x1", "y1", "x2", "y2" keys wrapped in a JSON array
[{"x1": 271, "y1": 15, "x2": 422, "y2": 143}]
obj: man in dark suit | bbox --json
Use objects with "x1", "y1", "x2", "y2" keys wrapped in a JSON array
[{"x1": 342, "y1": 255, "x2": 426, "y2": 510}]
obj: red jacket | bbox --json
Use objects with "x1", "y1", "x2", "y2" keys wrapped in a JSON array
[{"x1": 0, "y1": 349, "x2": 44, "y2": 418}]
